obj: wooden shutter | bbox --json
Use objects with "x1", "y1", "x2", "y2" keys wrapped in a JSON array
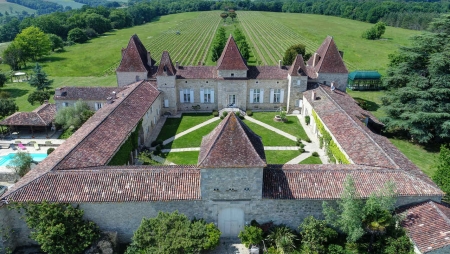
[
  {"x1": 269, "y1": 89, "x2": 274, "y2": 103},
  {"x1": 280, "y1": 89, "x2": 284, "y2": 103},
  {"x1": 249, "y1": 89, "x2": 254, "y2": 103},
  {"x1": 179, "y1": 90, "x2": 184, "y2": 103},
  {"x1": 190, "y1": 89, "x2": 194, "y2": 103},
  {"x1": 200, "y1": 88, "x2": 204, "y2": 103}
]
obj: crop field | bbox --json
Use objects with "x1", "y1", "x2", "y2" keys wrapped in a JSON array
[{"x1": 0, "y1": 0, "x2": 35, "y2": 15}]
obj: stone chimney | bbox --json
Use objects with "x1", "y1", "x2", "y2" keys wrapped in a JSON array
[
  {"x1": 278, "y1": 60, "x2": 282, "y2": 69},
  {"x1": 176, "y1": 61, "x2": 179, "y2": 69},
  {"x1": 112, "y1": 91, "x2": 117, "y2": 99},
  {"x1": 55, "y1": 88, "x2": 62, "y2": 96},
  {"x1": 311, "y1": 91, "x2": 316, "y2": 101},
  {"x1": 107, "y1": 96, "x2": 114, "y2": 104},
  {"x1": 147, "y1": 51, "x2": 152, "y2": 66},
  {"x1": 313, "y1": 53, "x2": 319, "y2": 67}
]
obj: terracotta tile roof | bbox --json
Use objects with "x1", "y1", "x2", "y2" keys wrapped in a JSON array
[
  {"x1": 0, "y1": 81, "x2": 160, "y2": 201},
  {"x1": 4, "y1": 166, "x2": 200, "y2": 203},
  {"x1": 263, "y1": 165, "x2": 443, "y2": 200},
  {"x1": 176, "y1": 66, "x2": 217, "y2": 79},
  {"x1": 156, "y1": 51, "x2": 176, "y2": 76},
  {"x1": 288, "y1": 55, "x2": 308, "y2": 77},
  {"x1": 216, "y1": 35, "x2": 248, "y2": 71},
  {"x1": 247, "y1": 66, "x2": 289, "y2": 79},
  {"x1": 306, "y1": 36, "x2": 348, "y2": 74},
  {"x1": 198, "y1": 112, "x2": 266, "y2": 168},
  {"x1": 0, "y1": 103, "x2": 56, "y2": 126},
  {"x1": 116, "y1": 34, "x2": 154, "y2": 72},
  {"x1": 54, "y1": 86, "x2": 126, "y2": 101},
  {"x1": 400, "y1": 201, "x2": 450, "y2": 253}
]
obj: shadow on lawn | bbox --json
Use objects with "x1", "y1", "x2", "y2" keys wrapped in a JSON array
[{"x1": 3, "y1": 88, "x2": 29, "y2": 98}]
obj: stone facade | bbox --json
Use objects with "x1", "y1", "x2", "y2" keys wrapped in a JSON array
[
  {"x1": 140, "y1": 94, "x2": 162, "y2": 145},
  {"x1": 116, "y1": 71, "x2": 147, "y2": 87}
]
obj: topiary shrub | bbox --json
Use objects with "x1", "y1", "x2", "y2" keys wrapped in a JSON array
[
  {"x1": 222, "y1": 111, "x2": 228, "y2": 118},
  {"x1": 304, "y1": 137, "x2": 311, "y2": 143},
  {"x1": 312, "y1": 152, "x2": 319, "y2": 157},
  {"x1": 47, "y1": 148, "x2": 55, "y2": 155},
  {"x1": 305, "y1": 115, "x2": 310, "y2": 125},
  {"x1": 299, "y1": 148, "x2": 305, "y2": 153},
  {"x1": 246, "y1": 110, "x2": 253, "y2": 116},
  {"x1": 299, "y1": 143, "x2": 305, "y2": 148},
  {"x1": 213, "y1": 110, "x2": 219, "y2": 117}
]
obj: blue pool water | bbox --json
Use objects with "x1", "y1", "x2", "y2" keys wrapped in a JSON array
[{"x1": 0, "y1": 153, "x2": 47, "y2": 166}]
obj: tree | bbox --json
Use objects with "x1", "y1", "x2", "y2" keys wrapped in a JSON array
[
  {"x1": 0, "y1": 73, "x2": 7, "y2": 87},
  {"x1": 14, "y1": 26, "x2": 51, "y2": 61},
  {"x1": 266, "y1": 225, "x2": 297, "y2": 254},
  {"x1": 84, "y1": 13, "x2": 111, "y2": 34},
  {"x1": 220, "y1": 12, "x2": 229, "y2": 22},
  {"x1": 323, "y1": 176, "x2": 396, "y2": 246},
  {"x1": 433, "y1": 145, "x2": 450, "y2": 201},
  {"x1": 0, "y1": 99, "x2": 18, "y2": 118},
  {"x1": 47, "y1": 33, "x2": 64, "y2": 52},
  {"x1": 126, "y1": 211, "x2": 220, "y2": 253},
  {"x1": 6, "y1": 151, "x2": 32, "y2": 177},
  {"x1": 3, "y1": 42, "x2": 25, "y2": 70},
  {"x1": 381, "y1": 15, "x2": 450, "y2": 143},
  {"x1": 238, "y1": 225, "x2": 264, "y2": 248},
  {"x1": 299, "y1": 216, "x2": 338, "y2": 254},
  {"x1": 55, "y1": 100, "x2": 94, "y2": 130},
  {"x1": 229, "y1": 11, "x2": 237, "y2": 21},
  {"x1": 27, "y1": 90, "x2": 51, "y2": 105},
  {"x1": 211, "y1": 27, "x2": 226, "y2": 62},
  {"x1": 67, "y1": 28, "x2": 88, "y2": 43},
  {"x1": 282, "y1": 44, "x2": 308, "y2": 65},
  {"x1": 362, "y1": 22, "x2": 386, "y2": 40},
  {"x1": 28, "y1": 63, "x2": 53, "y2": 90},
  {"x1": 13, "y1": 201, "x2": 99, "y2": 254},
  {"x1": 234, "y1": 28, "x2": 250, "y2": 60}
]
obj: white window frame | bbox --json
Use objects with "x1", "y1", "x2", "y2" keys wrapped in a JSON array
[
  {"x1": 179, "y1": 89, "x2": 194, "y2": 103},
  {"x1": 250, "y1": 89, "x2": 264, "y2": 103},
  {"x1": 94, "y1": 102, "x2": 103, "y2": 111},
  {"x1": 62, "y1": 102, "x2": 68, "y2": 107},
  {"x1": 164, "y1": 99, "x2": 169, "y2": 108},
  {"x1": 200, "y1": 88, "x2": 214, "y2": 103}
]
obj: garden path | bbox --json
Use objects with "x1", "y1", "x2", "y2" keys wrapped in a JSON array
[
  {"x1": 161, "y1": 146, "x2": 299, "y2": 153},
  {"x1": 162, "y1": 117, "x2": 220, "y2": 145}
]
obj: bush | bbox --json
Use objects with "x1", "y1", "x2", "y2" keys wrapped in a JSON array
[
  {"x1": 47, "y1": 148, "x2": 55, "y2": 155},
  {"x1": 305, "y1": 115, "x2": 310, "y2": 125},
  {"x1": 299, "y1": 148, "x2": 305, "y2": 153},
  {"x1": 0, "y1": 91, "x2": 10, "y2": 99},
  {"x1": 312, "y1": 152, "x2": 319, "y2": 157},
  {"x1": 238, "y1": 225, "x2": 264, "y2": 248},
  {"x1": 246, "y1": 110, "x2": 253, "y2": 116},
  {"x1": 84, "y1": 28, "x2": 98, "y2": 39},
  {"x1": 154, "y1": 144, "x2": 162, "y2": 156},
  {"x1": 319, "y1": 136, "x2": 324, "y2": 149},
  {"x1": 68, "y1": 28, "x2": 88, "y2": 43},
  {"x1": 213, "y1": 110, "x2": 219, "y2": 117},
  {"x1": 297, "y1": 138, "x2": 302, "y2": 143},
  {"x1": 222, "y1": 111, "x2": 228, "y2": 118},
  {"x1": 7, "y1": 151, "x2": 33, "y2": 177},
  {"x1": 304, "y1": 137, "x2": 311, "y2": 143},
  {"x1": 299, "y1": 143, "x2": 305, "y2": 148}
]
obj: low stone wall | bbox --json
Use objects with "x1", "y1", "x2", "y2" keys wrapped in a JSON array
[{"x1": 0, "y1": 173, "x2": 18, "y2": 183}]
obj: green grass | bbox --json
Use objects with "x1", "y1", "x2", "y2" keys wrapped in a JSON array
[
  {"x1": 165, "y1": 120, "x2": 220, "y2": 149},
  {"x1": 242, "y1": 119, "x2": 297, "y2": 146},
  {"x1": 0, "y1": 1, "x2": 36, "y2": 15},
  {"x1": 45, "y1": 0, "x2": 84, "y2": 9},
  {"x1": 265, "y1": 150, "x2": 300, "y2": 164},
  {"x1": 389, "y1": 139, "x2": 438, "y2": 177},
  {"x1": 156, "y1": 113, "x2": 214, "y2": 142},
  {"x1": 250, "y1": 112, "x2": 309, "y2": 140},
  {"x1": 162, "y1": 151, "x2": 199, "y2": 165},
  {"x1": 299, "y1": 156, "x2": 322, "y2": 165},
  {"x1": 346, "y1": 89, "x2": 387, "y2": 119}
]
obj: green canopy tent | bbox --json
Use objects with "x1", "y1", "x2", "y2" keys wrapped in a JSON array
[{"x1": 347, "y1": 71, "x2": 382, "y2": 90}]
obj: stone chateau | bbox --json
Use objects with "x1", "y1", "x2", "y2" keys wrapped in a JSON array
[{"x1": 0, "y1": 34, "x2": 449, "y2": 254}]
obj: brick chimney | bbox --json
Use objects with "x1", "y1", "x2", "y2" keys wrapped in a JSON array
[{"x1": 311, "y1": 91, "x2": 316, "y2": 101}]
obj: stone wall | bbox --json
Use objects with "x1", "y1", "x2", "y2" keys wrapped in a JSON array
[
  {"x1": 217, "y1": 80, "x2": 248, "y2": 110},
  {"x1": 201, "y1": 168, "x2": 263, "y2": 200},
  {"x1": 218, "y1": 70, "x2": 247, "y2": 78},
  {"x1": 247, "y1": 80, "x2": 288, "y2": 111},
  {"x1": 316, "y1": 73, "x2": 348, "y2": 92},
  {"x1": 157, "y1": 75, "x2": 178, "y2": 115},
  {"x1": 140, "y1": 94, "x2": 162, "y2": 145},
  {"x1": 55, "y1": 100, "x2": 106, "y2": 112},
  {"x1": 176, "y1": 79, "x2": 218, "y2": 112},
  {"x1": 116, "y1": 72, "x2": 147, "y2": 87}
]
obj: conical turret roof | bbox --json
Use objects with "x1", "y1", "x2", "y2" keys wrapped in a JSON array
[{"x1": 216, "y1": 35, "x2": 248, "y2": 71}]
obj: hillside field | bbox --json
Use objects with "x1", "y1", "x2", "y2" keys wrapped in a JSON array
[
  {"x1": 0, "y1": 0, "x2": 35, "y2": 15},
  {"x1": 45, "y1": 0, "x2": 84, "y2": 9}
]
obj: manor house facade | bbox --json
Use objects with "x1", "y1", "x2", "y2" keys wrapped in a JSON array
[{"x1": 0, "y1": 34, "x2": 448, "y2": 254}]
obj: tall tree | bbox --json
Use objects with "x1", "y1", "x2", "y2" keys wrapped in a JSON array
[
  {"x1": 29, "y1": 63, "x2": 53, "y2": 91},
  {"x1": 6, "y1": 151, "x2": 33, "y2": 177},
  {"x1": 27, "y1": 90, "x2": 51, "y2": 105},
  {"x1": 211, "y1": 27, "x2": 226, "y2": 62},
  {"x1": 282, "y1": 44, "x2": 308, "y2": 65},
  {"x1": 0, "y1": 99, "x2": 18, "y2": 118},
  {"x1": 47, "y1": 34, "x2": 64, "y2": 52},
  {"x1": 432, "y1": 144, "x2": 450, "y2": 201},
  {"x1": 220, "y1": 12, "x2": 229, "y2": 22},
  {"x1": 3, "y1": 42, "x2": 25, "y2": 70},
  {"x1": 55, "y1": 100, "x2": 94, "y2": 130},
  {"x1": 14, "y1": 26, "x2": 51, "y2": 61},
  {"x1": 299, "y1": 216, "x2": 337, "y2": 254},
  {"x1": 381, "y1": 15, "x2": 450, "y2": 143}
]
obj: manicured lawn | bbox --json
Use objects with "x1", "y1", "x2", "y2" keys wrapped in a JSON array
[
  {"x1": 265, "y1": 150, "x2": 300, "y2": 164},
  {"x1": 299, "y1": 156, "x2": 322, "y2": 165},
  {"x1": 346, "y1": 89, "x2": 387, "y2": 119},
  {"x1": 165, "y1": 120, "x2": 220, "y2": 149},
  {"x1": 389, "y1": 139, "x2": 438, "y2": 177},
  {"x1": 162, "y1": 151, "x2": 199, "y2": 165},
  {"x1": 250, "y1": 112, "x2": 309, "y2": 140},
  {"x1": 156, "y1": 113, "x2": 215, "y2": 142},
  {"x1": 242, "y1": 119, "x2": 297, "y2": 146}
]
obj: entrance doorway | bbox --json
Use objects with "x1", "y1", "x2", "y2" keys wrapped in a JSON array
[
  {"x1": 218, "y1": 208, "x2": 244, "y2": 237},
  {"x1": 228, "y1": 95, "x2": 236, "y2": 107}
]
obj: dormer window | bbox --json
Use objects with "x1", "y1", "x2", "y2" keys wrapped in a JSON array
[{"x1": 163, "y1": 66, "x2": 167, "y2": 72}]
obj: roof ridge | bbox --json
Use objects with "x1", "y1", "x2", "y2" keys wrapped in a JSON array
[
  {"x1": 196, "y1": 115, "x2": 229, "y2": 167},
  {"x1": 318, "y1": 86, "x2": 399, "y2": 169},
  {"x1": 1, "y1": 170, "x2": 52, "y2": 203},
  {"x1": 432, "y1": 201, "x2": 450, "y2": 226}
]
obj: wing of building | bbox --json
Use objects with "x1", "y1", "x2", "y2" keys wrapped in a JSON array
[{"x1": 0, "y1": 34, "x2": 444, "y2": 252}]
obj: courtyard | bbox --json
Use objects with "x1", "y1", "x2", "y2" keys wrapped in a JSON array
[{"x1": 150, "y1": 112, "x2": 326, "y2": 165}]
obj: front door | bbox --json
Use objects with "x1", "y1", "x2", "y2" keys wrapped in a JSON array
[
  {"x1": 228, "y1": 95, "x2": 236, "y2": 107},
  {"x1": 218, "y1": 208, "x2": 244, "y2": 237}
]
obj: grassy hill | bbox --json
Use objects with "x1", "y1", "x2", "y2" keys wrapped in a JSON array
[
  {"x1": 0, "y1": 0, "x2": 35, "y2": 15},
  {"x1": 45, "y1": 0, "x2": 84, "y2": 9}
]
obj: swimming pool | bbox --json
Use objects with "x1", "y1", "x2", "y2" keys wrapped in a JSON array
[{"x1": 0, "y1": 153, "x2": 47, "y2": 166}]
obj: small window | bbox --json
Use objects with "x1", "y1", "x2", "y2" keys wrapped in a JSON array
[
  {"x1": 185, "y1": 81, "x2": 187, "y2": 83},
  {"x1": 273, "y1": 89, "x2": 281, "y2": 103},
  {"x1": 206, "y1": 81, "x2": 208, "y2": 83},
  {"x1": 94, "y1": 102, "x2": 102, "y2": 111},
  {"x1": 62, "y1": 102, "x2": 68, "y2": 107},
  {"x1": 253, "y1": 89, "x2": 261, "y2": 103},
  {"x1": 231, "y1": 73, "x2": 234, "y2": 77},
  {"x1": 256, "y1": 81, "x2": 259, "y2": 84}
]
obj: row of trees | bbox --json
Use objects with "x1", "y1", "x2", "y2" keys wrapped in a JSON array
[{"x1": 237, "y1": 177, "x2": 412, "y2": 253}]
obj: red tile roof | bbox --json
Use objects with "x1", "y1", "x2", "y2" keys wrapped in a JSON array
[
  {"x1": 198, "y1": 112, "x2": 266, "y2": 168},
  {"x1": 54, "y1": 87, "x2": 125, "y2": 101},
  {"x1": 307, "y1": 36, "x2": 348, "y2": 74},
  {"x1": 156, "y1": 51, "x2": 176, "y2": 76},
  {"x1": 401, "y1": 201, "x2": 450, "y2": 253},
  {"x1": 263, "y1": 165, "x2": 443, "y2": 200},
  {"x1": 116, "y1": 34, "x2": 153, "y2": 72},
  {"x1": 216, "y1": 35, "x2": 248, "y2": 71},
  {"x1": 0, "y1": 103, "x2": 56, "y2": 126},
  {"x1": 5, "y1": 166, "x2": 200, "y2": 202},
  {"x1": 248, "y1": 66, "x2": 289, "y2": 79},
  {"x1": 0, "y1": 81, "x2": 160, "y2": 201},
  {"x1": 288, "y1": 54, "x2": 308, "y2": 77},
  {"x1": 176, "y1": 66, "x2": 217, "y2": 79}
]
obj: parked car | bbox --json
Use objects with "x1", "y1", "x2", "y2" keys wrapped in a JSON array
[{"x1": 0, "y1": 185, "x2": 7, "y2": 196}]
